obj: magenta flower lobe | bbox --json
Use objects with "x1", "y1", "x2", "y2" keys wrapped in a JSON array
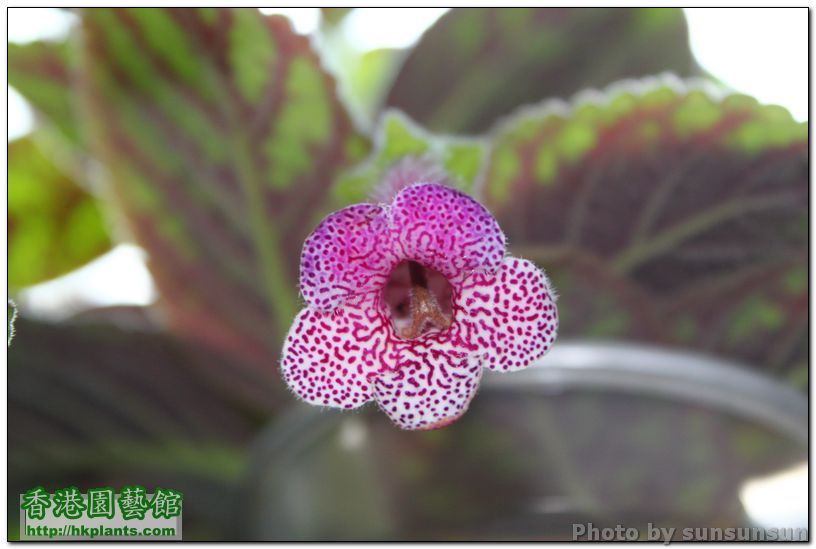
[{"x1": 282, "y1": 182, "x2": 558, "y2": 430}]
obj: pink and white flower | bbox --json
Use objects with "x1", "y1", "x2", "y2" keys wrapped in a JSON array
[{"x1": 281, "y1": 182, "x2": 558, "y2": 430}]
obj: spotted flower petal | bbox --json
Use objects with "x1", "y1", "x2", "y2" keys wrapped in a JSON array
[
  {"x1": 390, "y1": 183, "x2": 506, "y2": 280},
  {"x1": 281, "y1": 293, "x2": 396, "y2": 408},
  {"x1": 300, "y1": 204, "x2": 397, "y2": 311},
  {"x1": 457, "y1": 257, "x2": 558, "y2": 371},
  {"x1": 284, "y1": 179, "x2": 557, "y2": 430},
  {"x1": 373, "y1": 341, "x2": 483, "y2": 430}
]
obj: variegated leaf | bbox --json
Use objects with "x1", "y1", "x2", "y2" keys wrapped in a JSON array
[
  {"x1": 484, "y1": 77, "x2": 807, "y2": 378},
  {"x1": 9, "y1": 40, "x2": 81, "y2": 148},
  {"x1": 78, "y1": 8, "x2": 369, "y2": 367}
]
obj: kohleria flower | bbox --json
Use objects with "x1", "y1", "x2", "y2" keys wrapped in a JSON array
[{"x1": 281, "y1": 180, "x2": 558, "y2": 430}]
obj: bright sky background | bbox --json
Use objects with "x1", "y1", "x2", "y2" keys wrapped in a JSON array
[{"x1": 8, "y1": 7, "x2": 809, "y2": 316}]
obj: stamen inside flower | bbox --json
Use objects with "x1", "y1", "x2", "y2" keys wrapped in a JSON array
[{"x1": 382, "y1": 260, "x2": 453, "y2": 339}]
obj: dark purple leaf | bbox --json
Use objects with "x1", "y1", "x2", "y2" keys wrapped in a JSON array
[
  {"x1": 385, "y1": 8, "x2": 698, "y2": 133},
  {"x1": 8, "y1": 317, "x2": 277, "y2": 538}
]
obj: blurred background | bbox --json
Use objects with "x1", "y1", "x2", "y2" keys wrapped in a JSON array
[{"x1": 7, "y1": 7, "x2": 808, "y2": 540}]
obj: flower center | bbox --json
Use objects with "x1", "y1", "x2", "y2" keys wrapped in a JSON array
[{"x1": 382, "y1": 260, "x2": 453, "y2": 339}]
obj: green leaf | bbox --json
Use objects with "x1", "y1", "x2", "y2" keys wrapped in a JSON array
[
  {"x1": 333, "y1": 111, "x2": 486, "y2": 204},
  {"x1": 316, "y1": 16, "x2": 402, "y2": 128},
  {"x1": 8, "y1": 300, "x2": 18, "y2": 347},
  {"x1": 344, "y1": 48, "x2": 401, "y2": 126},
  {"x1": 385, "y1": 8, "x2": 698, "y2": 133},
  {"x1": 483, "y1": 77, "x2": 807, "y2": 379},
  {"x1": 9, "y1": 40, "x2": 81, "y2": 148},
  {"x1": 319, "y1": 7, "x2": 353, "y2": 28},
  {"x1": 8, "y1": 136, "x2": 112, "y2": 289},
  {"x1": 77, "y1": 8, "x2": 369, "y2": 367}
]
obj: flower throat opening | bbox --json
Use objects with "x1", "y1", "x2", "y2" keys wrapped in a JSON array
[{"x1": 383, "y1": 260, "x2": 453, "y2": 339}]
